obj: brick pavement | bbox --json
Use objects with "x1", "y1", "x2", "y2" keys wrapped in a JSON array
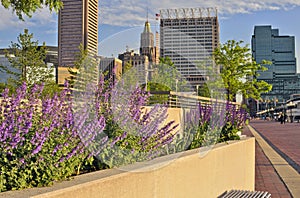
[
  {"x1": 250, "y1": 120, "x2": 300, "y2": 173},
  {"x1": 243, "y1": 125, "x2": 292, "y2": 198}
]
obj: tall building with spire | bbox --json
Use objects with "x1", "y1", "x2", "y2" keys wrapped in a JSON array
[
  {"x1": 58, "y1": 0, "x2": 98, "y2": 83},
  {"x1": 140, "y1": 21, "x2": 155, "y2": 63}
]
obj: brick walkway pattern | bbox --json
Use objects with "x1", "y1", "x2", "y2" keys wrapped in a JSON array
[
  {"x1": 250, "y1": 120, "x2": 300, "y2": 173},
  {"x1": 243, "y1": 121, "x2": 293, "y2": 198}
]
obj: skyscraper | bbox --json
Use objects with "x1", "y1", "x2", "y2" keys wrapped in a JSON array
[
  {"x1": 252, "y1": 26, "x2": 296, "y2": 79},
  {"x1": 160, "y1": 8, "x2": 219, "y2": 87},
  {"x1": 58, "y1": 0, "x2": 98, "y2": 83},
  {"x1": 140, "y1": 21, "x2": 155, "y2": 63},
  {"x1": 252, "y1": 25, "x2": 300, "y2": 102}
]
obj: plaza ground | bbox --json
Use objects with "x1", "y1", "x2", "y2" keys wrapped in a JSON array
[{"x1": 243, "y1": 120, "x2": 300, "y2": 198}]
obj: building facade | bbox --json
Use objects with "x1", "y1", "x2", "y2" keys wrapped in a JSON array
[
  {"x1": 118, "y1": 50, "x2": 149, "y2": 85},
  {"x1": 58, "y1": 0, "x2": 98, "y2": 84},
  {"x1": 252, "y1": 25, "x2": 300, "y2": 103},
  {"x1": 140, "y1": 21, "x2": 157, "y2": 64},
  {"x1": 252, "y1": 26, "x2": 297, "y2": 79},
  {"x1": 99, "y1": 57, "x2": 122, "y2": 81},
  {"x1": 159, "y1": 7, "x2": 219, "y2": 88},
  {"x1": 58, "y1": 0, "x2": 98, "y2": 67}
]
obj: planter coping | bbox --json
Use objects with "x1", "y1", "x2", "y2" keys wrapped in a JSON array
[{"x1": 0, "y1": 137, "x2": 253, "y2": 198}]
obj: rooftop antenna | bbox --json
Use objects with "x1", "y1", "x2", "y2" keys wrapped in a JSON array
[{"x1": 146, "y1": 0, "x2": 150, "y2": 22}]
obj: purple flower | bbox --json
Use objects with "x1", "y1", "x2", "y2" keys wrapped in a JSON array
[{"x1": 32, "y1": 143, "x2": 43, "y2": 155}]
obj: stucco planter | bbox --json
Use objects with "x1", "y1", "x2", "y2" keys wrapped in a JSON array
[{"x1": 0, "y1": 137, "x2": 255, "y2": 198}]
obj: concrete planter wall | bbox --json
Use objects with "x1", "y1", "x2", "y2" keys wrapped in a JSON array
[{"x1": 1, "y1": 138, "x2": 255, "y2": 198}]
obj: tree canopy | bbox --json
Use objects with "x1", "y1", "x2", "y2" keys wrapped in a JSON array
[
  {"x1": 0, "y1": 29, "x2": 58, "y2": 94},
  {"x1": 212, "y1": 40, "x2": 272, "y2": 102},
  {"x1": 1, "y1": 0, "x2": 63, "y2": 20},
  {"x1": 149, "y1": 57, "x2": 188, "y2": 92}
]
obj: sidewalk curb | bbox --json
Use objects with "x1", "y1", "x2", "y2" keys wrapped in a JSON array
[{"x1": 248, "y1": 125, "x2": 300, "y2": 198}]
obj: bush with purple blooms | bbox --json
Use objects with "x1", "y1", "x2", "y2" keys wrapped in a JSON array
[
  {"x1": 181, "y1": 101, "x2": 248, "y2": 150},
  {"x1": 218, "y1": 102, "x2": 248, "y2": 143},
  {"x1": 0, "y1": 82, "x2": 106, "y2": 192},
  {"x1": 91, "y1": 75, "x2": 179, "y2": 168},
  {"x1": 0, "y1": 65, "x2": 247, "y2": 192},
  {"x1": 0, "y1": 75, "x2": 179, "y2": 192}
]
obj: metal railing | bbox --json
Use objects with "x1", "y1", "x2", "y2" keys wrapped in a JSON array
[{"x1": 148, "y1": 91, "x2": 241, "y2": 109}]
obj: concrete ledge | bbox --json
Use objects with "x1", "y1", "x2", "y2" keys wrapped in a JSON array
[{"x1": 1, "y1": 138, "x2": 255, "y2": 198}]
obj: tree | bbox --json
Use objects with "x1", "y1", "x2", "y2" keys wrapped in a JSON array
[
  {"x1": 1, "y1": 0, "x2": 63, "y2": 20},
  {"x1": 0, "y1": 29, "x2": 57, "y2": 94},
  {"x1": 67, "y1": 43, "x2": 88, "y2": 87},
  {"x1": 121, "y1": 60, "x2": 139, "y2": 89},
  {"x1": 145, "y1": 57, "x2": 189, "y2": 104},
  {"x1": 213, "y1": 40, "x2": 272, "y2": 102},
  {"x1": 196, "y1": 60, "x2": 225, "y2": 99},
  {"x1": 150, "y1": 57, "x2": 187, "y2": 92},
  {"x1": 66, "y1": 44, "x2": 100, "y2": 95}
]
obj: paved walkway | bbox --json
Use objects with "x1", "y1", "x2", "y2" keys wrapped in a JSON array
[{"x1": 243, "y1": 120, "x2": 300, "y2": 198}]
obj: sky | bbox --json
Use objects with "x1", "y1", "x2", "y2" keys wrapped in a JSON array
[{"x1": 0, "y1": 0, "x2": 300, "y2": 72}]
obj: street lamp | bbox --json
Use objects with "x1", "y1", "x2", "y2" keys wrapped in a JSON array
[
  {"x1": 196, "y1": 84, "x2": 199, "y2": 96},
  {"x1": 145, "y1": 68, "x2": 157, "y2": 91},
  {"x1": 289, "y1": 101, "x2": 293, "y2": 123}
]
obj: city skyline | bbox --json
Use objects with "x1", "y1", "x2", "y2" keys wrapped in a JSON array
[{"x1": 0, "y1": 1, "x2": 300, "y2": 71}]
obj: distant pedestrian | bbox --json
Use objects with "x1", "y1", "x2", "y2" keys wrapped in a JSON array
[
  {"x1": 283, "y1": 113, "x2": 287, "y2": 124},
  {"x1": 279, "y1": 113, "x2": 283, "y2": 124}
]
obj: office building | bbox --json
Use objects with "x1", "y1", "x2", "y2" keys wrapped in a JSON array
[
  {"x1": 118, "y1": 50, "x2": 149, "y2": 85},
  {"x1": 252, "y1": 25, "x2": 300, "y2": 103},
  {"x1": 252, "y1": 25, "x2": 297, "y2": 79},
  {"x1": 99, "y1": 57, "x2": 122, "y2": 81},
  {"x1": 159, "y1": 7, "x2": 219, "y2": 88},
  {"x1": 58, "y1": 0, "x2": 98, "y2": 83}
]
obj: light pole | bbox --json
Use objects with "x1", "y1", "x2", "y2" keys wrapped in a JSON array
[
  {"x1": 175, "y1": 79, "x2": 179, "y2": 107},
  {"x1": 289, "y1": 101, "x2": 293, "y2": 123},
  {"x1": 256, "y1": 99, "x2": 259, "y2": 115},
  {"x1": 196, "y1": 84, "x2": 199, "y2": 96},
  {"x1": 145, "y1": 68, "x2": 156, "y2": 91}
]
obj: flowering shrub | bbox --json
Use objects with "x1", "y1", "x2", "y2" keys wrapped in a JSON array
[
  {"x1": 0, "y1": 66, "x2": 247, "y2": 191},
  {"x1": 91, "y1": 75, "x2": 179, "y2": 168},
  {"x1": 0, "y1": 82, "x2": 106, "y2": 192},
  {"x1": 0, "y1": 76, "x2": 179, "y2": 191},
  {"x1": 179, "y1": 101, "x2": 248, "y2": 150},
  {"x1": 218, "y1": 102, "x2": 248, "y2": 143}
]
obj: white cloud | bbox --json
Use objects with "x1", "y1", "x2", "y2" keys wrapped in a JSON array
[
  {"x1": 0, "y1": 6, "x2": 57, "y2": 31},
  {"x1": 1, "y1": 0, "x2": 299, "y2": 36},
  {"x1": 0, "y1": 7, "x2": 24, "y2": 30},
  {"x1": 2, "y1": 0, "x2": 299, "y2": 29},
  {"x1": 28, "y1": 8, "x2": 57, "y2": 25},
  {"x1": 100, "y1": 0, "x2": 148, "y2": 26},
  {"x1": 99, "y1": 0, "x2": 300, "y2": 26}
]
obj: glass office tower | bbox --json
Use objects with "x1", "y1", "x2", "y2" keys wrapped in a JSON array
[{"x1": 252, "y1": 25, "x2": 300, "y2": 102}]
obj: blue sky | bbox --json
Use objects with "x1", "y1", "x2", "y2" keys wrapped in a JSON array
[{"x1": 0, "y1": 0, "x2": 299, "y2": 72}]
